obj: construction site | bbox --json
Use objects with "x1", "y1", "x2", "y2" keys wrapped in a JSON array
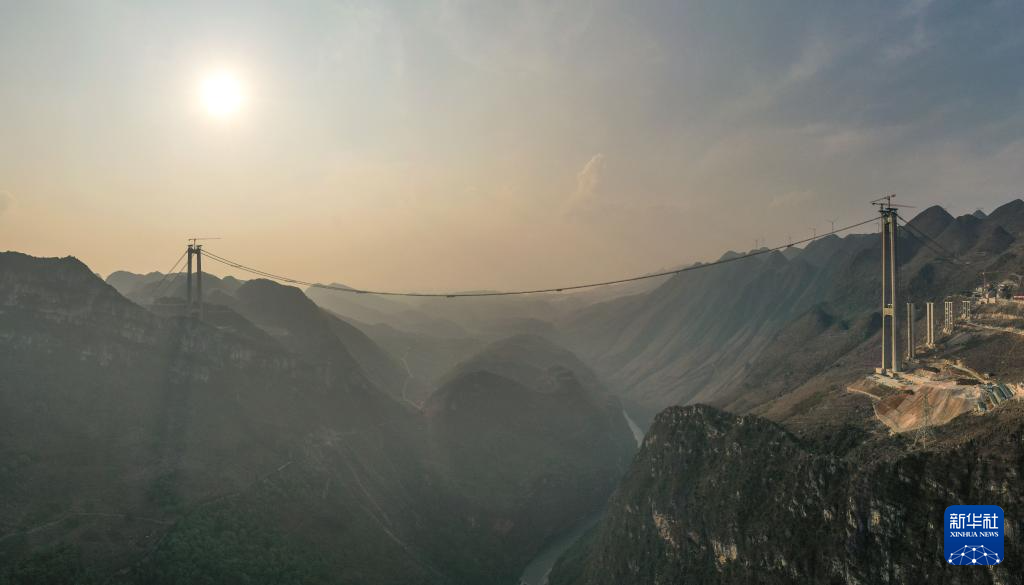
[{"x1": 850, "y1": 198, "x2": 1023, "y2": 435}]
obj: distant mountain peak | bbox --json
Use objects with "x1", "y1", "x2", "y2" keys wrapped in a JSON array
[
  {"x1": 954, "y1": 212, "x2": 983, "y2": 226},
  {"x1": 319, "y1": 282, "x2": 356, "y2": 291},
  {"x1": 439, "y1": 333, "x2": 602, "y2": 396},
  {"x1": 907, "y1": 205, "x2": 955, "y2": 238},
  {"x1": 2, "y1": 252, "x2": 131, "y2": 311},
  {"x1": 2, "y1": 251, "x2": 91, "y2": 275},
  {"x1": 991, "y1": 197, "x2": 1024, "y2": 214},
  {"x1": 798, "y1": 234, "x2": 847, "y2": 267},
  {"x1": 987, "y1": 198, "x2": 1024, "y2": 235},
  {"x1": 238, "y1": 277, "x2": 312, "y2": 304}
]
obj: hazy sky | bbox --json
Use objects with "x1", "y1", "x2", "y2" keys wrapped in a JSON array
[{"x1": 2, "y1": 0, "x2": 1023, "y2": 291}]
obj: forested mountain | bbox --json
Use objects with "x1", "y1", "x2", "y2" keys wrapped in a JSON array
[
  {"x1": 9, "y1": 201, "x2": 1024, "y2": 584},
  {"x1": 1, "y1": 252, "x2": 436, "y2": 584},
  {"x1": 1, "y1": 252, "x2": 634, "y2": 585}
]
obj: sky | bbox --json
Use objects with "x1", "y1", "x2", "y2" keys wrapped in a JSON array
[{"x1": 1, "y1": 0, "x2": 1023, "y2": 291}]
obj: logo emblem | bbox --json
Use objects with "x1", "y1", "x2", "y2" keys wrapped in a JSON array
[{"x1": 944, "y1": 505, "x2": 1004, "y2": 565}]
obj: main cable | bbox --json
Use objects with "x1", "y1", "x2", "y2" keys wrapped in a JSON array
[
  {"x1": 199, "y1": 217, "x2": 878, "y2": 298},
  {"x1": 151, "y1": 249, "x2": 189, "y2": 297}
]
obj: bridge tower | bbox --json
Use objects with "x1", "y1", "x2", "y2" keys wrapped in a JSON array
[
  {"x1": 186, "y1": 244, "x2": 193, "y2": 311},
  {"x1": 874, "y1": 196, "x2": 901, "y2": 375},
  {"x1": 185, "y1": 238, "x2": 215, "y2": 320}
]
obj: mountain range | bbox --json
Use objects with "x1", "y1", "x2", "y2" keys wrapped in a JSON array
[
  {"x1": 546, "y1": 200, "x2": 1024, "y2": 583},
  {"x1": 4, "y1": 198, "x2": 1024, "y2": 584},
  {"x1": 0, "y1": 252, "x2": 635, "y2": 584}
]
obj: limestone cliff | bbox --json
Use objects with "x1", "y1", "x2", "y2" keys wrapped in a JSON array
[{"x1": 551, "y1": 403, "x2": 1022, "y2": 585}]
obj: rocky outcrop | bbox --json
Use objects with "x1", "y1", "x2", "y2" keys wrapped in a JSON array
[{"x1": 551, "y1": 403, "x2": 1022, "y2": 585}]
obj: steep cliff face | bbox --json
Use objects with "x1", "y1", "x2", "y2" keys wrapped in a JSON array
[
  {"x1": 561, "y1": 252, "x2": 832, "y2": 423},
  {"x1": 551, "y1": 404, "x2": 1023, "y2": 585}
]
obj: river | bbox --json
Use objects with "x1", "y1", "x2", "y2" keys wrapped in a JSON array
[
  {"x1": 517, "y1": 410, "x2": 645, "y2": 585},
  {"x1": 517, "y1": 512, "x2": 603, "y2": 585},
  {"x1": 623, "y1": 410, "x2": 645, "y2": 445}
]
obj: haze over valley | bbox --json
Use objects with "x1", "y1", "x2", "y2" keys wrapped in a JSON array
[{"x1": 3, "y1": 2, "x2": 1024, "y2": 584}]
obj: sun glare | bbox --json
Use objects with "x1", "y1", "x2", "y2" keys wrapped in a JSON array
[{"x1": 198, "y1": 70, "x2": 246, "y2": 120}]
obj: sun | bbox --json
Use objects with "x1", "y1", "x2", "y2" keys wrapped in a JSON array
[{"x1": 198, "y1": 70, "x2": 246, "y2": 120}]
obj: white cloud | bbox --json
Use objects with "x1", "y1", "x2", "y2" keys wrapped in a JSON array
[{"x1": 564, "y1": 153, "x2": 605, "y2": 213}]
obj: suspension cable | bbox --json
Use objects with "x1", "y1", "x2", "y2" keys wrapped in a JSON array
[
  {"x1": 197, "y1": 217, "x2": 878, "y2": 298},
  {"x1": 151, "y1": 249, "x2": 189, "y2": 297}
]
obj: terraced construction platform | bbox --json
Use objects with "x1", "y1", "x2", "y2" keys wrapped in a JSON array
[{"x1": 848, "y1": 362, "x2": 1020, "y2": 433}]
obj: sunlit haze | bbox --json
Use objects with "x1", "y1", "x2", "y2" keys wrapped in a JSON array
[
  {"x1": 3, "y1": 4, "x2": 1024, "y2": 584},
  {"x1": 2, "y1": 1, "x2": 1023, "y2": 291},
  {"x1": 199, "y1": 69, "x2": 246, "y2": 120}
]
